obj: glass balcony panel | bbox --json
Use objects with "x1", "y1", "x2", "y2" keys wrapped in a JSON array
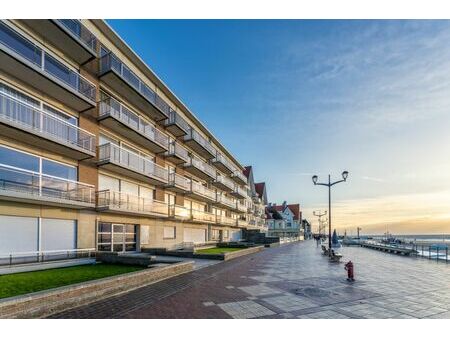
[
  {"x1": 56, "y1": 19, "x2": 97, "y2": 54},
  {"x1": 0, "y1": 22, "x2": 41, "y2": 66},
  {"x1": 0, "y1": 164, "x2": 94, "y2": 204},
  {"x1": 0, "y1": 92, "x2": 96, "y2": 154}
]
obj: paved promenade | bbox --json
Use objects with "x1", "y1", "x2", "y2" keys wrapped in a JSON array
[{"x1": 50, "y1": 241, "x2": 450, "y2": 319}]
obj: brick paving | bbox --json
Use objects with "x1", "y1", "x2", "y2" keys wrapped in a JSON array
[{"x1": 49, "y1": 241, "x2": 450, "y2": 319}]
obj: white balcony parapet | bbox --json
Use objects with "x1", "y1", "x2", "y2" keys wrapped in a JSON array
[
  {"x1": 191, "y1": 209, "x2": 216, "y2": 223},
  {"x1": 0, "y1": 21, "x2": 96, "y2": 103},
  {"x1": 0, "y1": 91, "x2": 96, "y2": 154},
  {"x1": 168, "y1": 172, "x2": 190, "y2": 191},
  {"x1": 98, "y1": 143, "x2": 168, "y2": 183},
  {"x1": 0, "y1": 164, "x2": 95, "y2": 206},
  {"x1": 96, "y1": 190, "x2": 168, "y2": 216},
  {"x1": 215, "y1": 175, "x2": 235, "y2": 190},
  {"x1": 185, "y1": 155, "x2": 216, "y2": 179},
  {"x1": 190, "y1": 180, "x2": 216, "y2": 200},
  {"x1": 216, "y1": 193, "x2": 235, "y2": 209}
]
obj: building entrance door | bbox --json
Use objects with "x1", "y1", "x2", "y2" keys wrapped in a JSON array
[{"x1": 97, "y1": 222, "x2": 137, "y2": 252}]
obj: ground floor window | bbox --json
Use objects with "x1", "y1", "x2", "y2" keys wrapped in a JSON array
[
  {"x1": 97, "y1": 222, "x2": 137, "y2": 252},
  {"x1": 163, "y1": 226, "x2": 176, "y2": 239},
  {"x1": 223, "y1": 230, "x2": 229, "y2": 239},
  {"x1": 211, "y1": 229, "x2": 221, "y2": 240}
]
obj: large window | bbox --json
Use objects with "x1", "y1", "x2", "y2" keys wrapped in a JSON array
[{"x1": 0, "y1": 145, "x2": 78, "y2": 180}]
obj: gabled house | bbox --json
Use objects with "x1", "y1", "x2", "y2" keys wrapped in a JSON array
[{"x1": 266, "y1": 201, "x2": 303, "y2": 239}]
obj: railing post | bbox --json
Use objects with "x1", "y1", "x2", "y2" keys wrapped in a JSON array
[{"x1": 9, "y1": 254, "x2": 12, "y2": 266}]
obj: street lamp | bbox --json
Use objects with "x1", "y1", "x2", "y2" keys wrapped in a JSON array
[
  {"x1": 312, "y1": 171, "x2": 349, "y2": 256},
  {"x1": 313, "y1": 210, "x2": 327, "y2": 237}
]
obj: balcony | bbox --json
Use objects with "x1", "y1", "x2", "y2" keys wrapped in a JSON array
[
  {"x1": 215, "y1": 194, "x2": 236, "y2": 210},
  {"x1": 164, "y1": 141, "x2": 189, "y2": 165},
  {"x1": 183, "y1": 156, "x2": 216, "y2": 181},
  {"x1": 0, "y1": 92, "x2": 96, "y2": 160},
  {"x1": 211, "y1": 175, "x2": 234, "y2": 192},
  {"x1": 96, "y1": 190, "x2": 168, "y2": 217},
  {"x1": 163, "y1": 109, "x2": 189, "y2": 137},
  {"x1": 236, "y1": 219, "x2": 248, "y2": 228},
  {"x1": 217, "y1": 215, "x2": 236, "y2": 226},
  {"x1": 231, "y1": 170, "x2": 247, "y2": 185},
  {"x1": 236, "y1": 202, "x2": 247, "y2": 213},
  {"x1": 211, "y1": 152, "x2": 235, "y2": 175},
  {"x1": 97, "y1": 143, "x2": 168, "y2": 186},
  {"x1": 168, "y1": 205, "x2": 190, "y2": 220},
  {"x1": 0, "y1": 164, "x2": 95, "y2": 208},
  {"x1": 99, "y1": 52, "x2": 169, "y2": 122},
  {"x1": 186, "y1": 180, "x2": 216, "y2": 203},
  {"x1": 230, "y1": 185, "x2": 247, "y2": 199},
  {"x1": 98, "y1": 97, "x2": 168, "y2": 154},
  {"x1": 21, "y1": 19, "x2": 97, "y2": 65},
  {"x1": 0, "y1": 21, "x2": 96, "y2": 111},
  {"x1": 191, "y1": 209, "x2": 216, "y2": 224},
  {"x1": 183, "y1": 128, "x2": 215, "y2": 160},
  {"x1": 165, "y1": 172, "x2": 190, "y2": 193}
]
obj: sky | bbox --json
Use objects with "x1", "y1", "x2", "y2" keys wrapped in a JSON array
[{"x1": 108, "y1": 20, "x2": 450, "y2": 235}]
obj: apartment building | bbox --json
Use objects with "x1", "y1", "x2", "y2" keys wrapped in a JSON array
[{"x1": 0, "y1": 19, "x2": 267, "y2": 256}]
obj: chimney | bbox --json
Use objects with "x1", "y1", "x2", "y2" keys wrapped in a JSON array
[{"x1": 282, "y1": 201, "x2": 287, "y2": 208}]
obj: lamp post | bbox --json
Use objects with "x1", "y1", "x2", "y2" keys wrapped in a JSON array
[
  {"x1": 313, "y1": 210, "x2": 327, "y2": 237},
  {"x1": 312, "y1": 171, "x2": 349, "y2": 256}
]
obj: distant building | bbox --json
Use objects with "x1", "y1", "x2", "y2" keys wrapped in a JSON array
[
  {"x1": 265, "y1": 201, "x2": 303, "y2": 239},
  {"x1": 302, "y1": 219, "x2": 312, "y2": 239}
]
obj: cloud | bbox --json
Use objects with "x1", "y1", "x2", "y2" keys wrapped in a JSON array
[{"x1": 361, "y1": 176, "x2": 385, "y2": 183}]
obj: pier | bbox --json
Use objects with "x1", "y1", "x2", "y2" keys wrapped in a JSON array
[{"x1": 360, "y1": 242, "x2": 417, "y2": 255}]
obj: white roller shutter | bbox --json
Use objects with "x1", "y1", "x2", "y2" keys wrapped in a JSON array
[
  {"x1": 184, "y1": 228, "x2": 206, "y2": 244},
  {"x1": 41, "y1": 218, "x2": 76, "y2": 251},
  {"x1": 230, "y1": 229, "x2": 242, "y2": 241},
  {"x1": 0, "y1": 215, "x2": 39, "y2": 254}
]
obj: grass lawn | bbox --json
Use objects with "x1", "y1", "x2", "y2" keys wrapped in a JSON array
[
  {"x1": 0, "y1": 263, "x2": 144, "y2": 299},
  {"x1": 195, "y1": 247, "x2": 245, "y2": 255}
]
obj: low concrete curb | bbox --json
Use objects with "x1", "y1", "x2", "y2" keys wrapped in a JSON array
[
  {"x1": 194, "y1": 245, "x2": 265, "y2": 261},
  {"x1": 0, "y1": 261, "x2": 193, "y2": 319}
]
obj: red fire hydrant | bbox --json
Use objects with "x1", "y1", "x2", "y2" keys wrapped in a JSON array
[{"x1": 345, "y1": 261, "x2": 354, "y2": 282}]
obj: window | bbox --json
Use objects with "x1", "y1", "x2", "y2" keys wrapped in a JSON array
[
  {"x1": 98, "y1": 174, "x2": 120, "y2": 192},
  {"x1": 223, "y1": 230, "x2": 229, "y2": 239},
  {"x1": 0, "y1": 146, "x2": 39, "y2": 172},
  {"x1": 97, "y1": 222, "x2": 137, "y2": 252},
  {"x1": 211, "y1": 229, "x2": 220, "y2": 240},
  {"x1": 42, "y1": 159, "x2": 77, "y2": 180},
  {"x1": 43, "y1": 104, "x2": 77, "y2": 126},
  {"x1": 163, "y1": 226, "x2": 176, "y2": 239}
]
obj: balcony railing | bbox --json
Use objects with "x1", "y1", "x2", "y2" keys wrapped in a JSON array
[
  {"x1": 99, "y1": 52, "x2": 170, "y2": 118},
  {"x1": 236, "y1": 219, "x2": 248, "y2": 227},
  {"x1": 96, "y1": 190, "x2": 168, "y2": 216},
  {"x1": 231, "y1": 170, "x2": 247, "y2": 184},
  {"x1": 191, "y1": 209, "x2": 216, "y2": 223},
  {"x1": 217, "y1": 215, "x2": 236, "y2": 226},
  {"x1": 214, "y1": 175, "x2": 235, "y2": 190},
  {"x1": 190, "y1": 180, "x2": 216, "y2": 201},
  {"x1": 0, "y1": 21, "x2": 96, "y2": 103},
  {"x1": 216, "y1": 194, "x2": 235, "y2": 209},
  {"x1": 166, "y1": 141, "x2": 189, "y2": 162},
  {"x1": 168, "y1": 172, "x2": 190, "y2": 191},
  {"x1": 233, "y1": 185, "x2": 247, "y2": 198},
  {"x1": 98, "y1": 143, "x2": 168, "y2": 183},
  {"x1": 0, "y1": 92, "x2": 96, "y2": 154},
  {"x1": 99, "y1": 97, "x2": 169, "y2": 149},
  {"x1": 55, "y1": 20, "x2": 97, "y2": 55},
  {"x1": 237, "y1": 202, "x2": 247, "y2": 213},
  {"x1": 213, "y1": 152, "x2": 235, "y2": 173},
  {"x1": 165, "y1": 109, "x2": 189, "y2": 134},
  {"x1": 184, "y1": 128, "x2": 215, "y2": 156},
  {"x1": 185, "y1": 156, "x2": 216, "y2": 179},
  {"x1": 168, "y1": 204, "x2": 190, "y2": 219},
  {"x1": 0, "y1": 164, "x2": 95, "y2": 205}
]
